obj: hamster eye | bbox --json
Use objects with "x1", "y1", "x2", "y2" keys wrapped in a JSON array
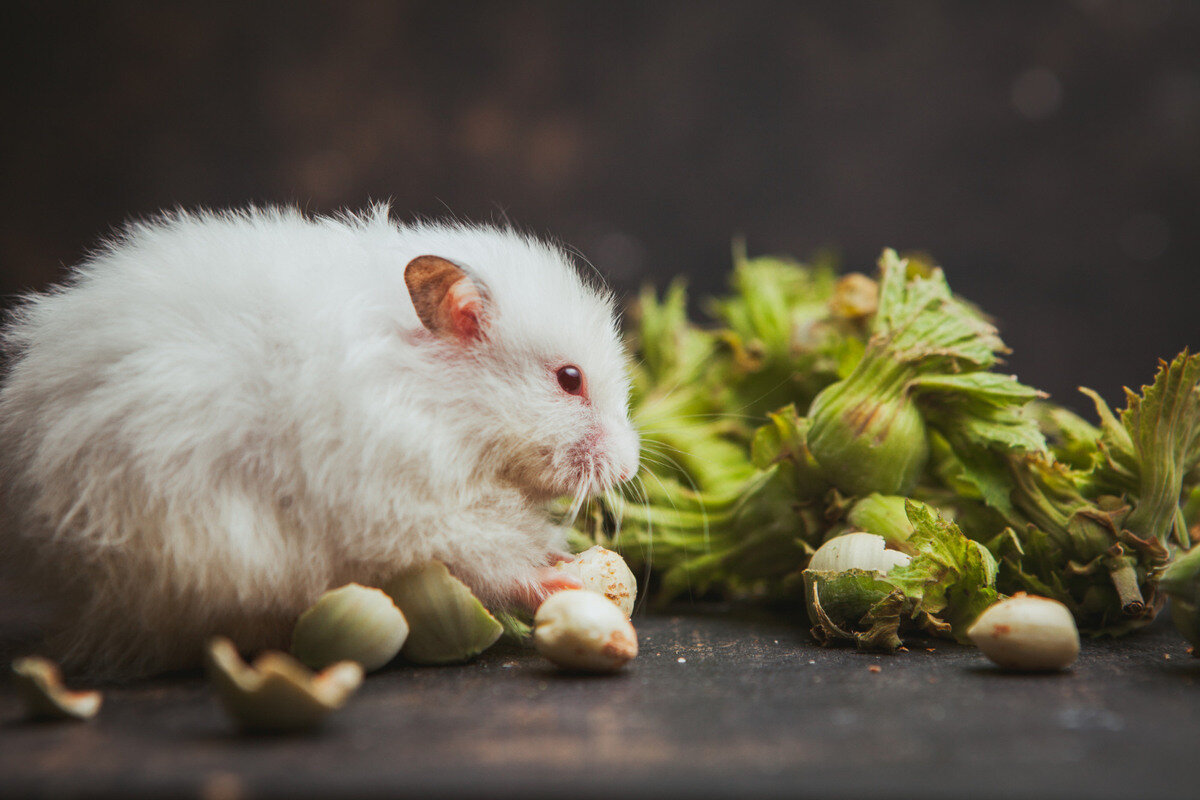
[{"x1": 556, "y1": 365, "x2": 585, "y2": 396}]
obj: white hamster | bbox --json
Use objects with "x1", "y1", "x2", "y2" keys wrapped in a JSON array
[{"x1": 0, "y1": 205, "x2": 640, "y2": 679}]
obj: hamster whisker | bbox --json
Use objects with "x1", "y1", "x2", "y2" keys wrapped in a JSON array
[
  {"x1": 621, "y1": 473, "x2": 654, "y2": 617},
  {"x1": 730, "y1": 373, "x2": 802, "y2": 417},
  {"x1": 563, "y1": 466, "x2": 590, "y2": 531},
  {"x1": 633, "y1": 449, "x2": 713, "y2": 556},
  {"x1": 600, "y1": 485, "x2": 623, "y2": 543},
  {"x1": 636, "y1": 458, "x2": 711, "y2": 556},
  {"x1": 638, "y1": 439, "x2": 700, "y2": 462},
  {"x1": 582, "y1": 453, "x2": 602, "y2": 516},
  {"x1": 634, "y1": 410, "x2": 769, "y2": 427}
]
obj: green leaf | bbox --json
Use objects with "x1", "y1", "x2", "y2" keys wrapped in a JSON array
[
  {"x1": 916, "y1": 372, "x2": 1047, "y2": 509},
  {"x1": 883, "y1": 501, "x2": 1001, "y2": 639},
  {"x1": 750, "y1": 405, "x2": 807, "y2": 470},
  {"x1": 941, "y1": 443, "x2": 1016, "y2": 515},
  {"x1": 749, "y1": 406, "x2": 828, "y2": 499},
  {"x1": 909, "y1": 371, "x2": 1045, "y2": 406},
  {"x1": 1078, "y1": 387, "x2": 1138, "y2": 488},
  {"x1": 939, "y1": 405, "x2": 1046, "y2": 455},
  {"x1": 1121, "y1": 351, "x2": 1200, "y2": 546},
  {"x1": 872, "y1": 249, "x2": 1005, "y2": 370},
  {"x1": 634, "y1": 281, "x2": 714, "y2": 384},
  {"x1": 713, "y1": 247, "x2": 838, "y2": 359},
  {"x1": 1030, "y1": 401, "x2": 1103, "y2": 470}
]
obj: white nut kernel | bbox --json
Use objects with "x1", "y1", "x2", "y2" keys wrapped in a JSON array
[
  {"x1": 808, "y1": 532, "x2": 911, "y2": 575},
  {"x1": 534, "y1": 590, "x2": 638, "y2": 672},
  {"x1": 967, "y1": 593, "x2": 1080, "y2": 671}
]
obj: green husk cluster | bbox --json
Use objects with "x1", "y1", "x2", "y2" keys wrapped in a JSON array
[
  {"x1": 986, "y1": 351, "x2": 1200, "y2": 633},
  {"x1": 1159, "y1": 544, "x2": 1200, "y2": 652},
  {"x1": 578, "y1": 245, "x2": 1200, "y2": 649},
  {"x1": 803, "y1": 500, "x2": 1000, "y2": 650}
]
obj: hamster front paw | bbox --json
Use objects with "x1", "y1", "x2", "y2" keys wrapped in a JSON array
[{"x1": 514, "y1": 565, "x2": 583, "y2": 612}]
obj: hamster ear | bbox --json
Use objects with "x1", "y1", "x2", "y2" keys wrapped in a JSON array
[{"x1": 404, "y1": 255, "x2": 486, "y2": 341}]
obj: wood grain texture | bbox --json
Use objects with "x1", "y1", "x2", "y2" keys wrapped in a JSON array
[{"x1": 2, "y1": 601, "x2": 1197, "y2": 799}]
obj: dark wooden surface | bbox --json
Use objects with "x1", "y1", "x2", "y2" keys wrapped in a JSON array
[{"x1": 1, "y1": 601, "x2": 1197, "y2": 800}]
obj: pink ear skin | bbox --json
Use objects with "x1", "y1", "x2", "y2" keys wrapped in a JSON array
[
  {"x1": 441, "y1": 276, "x2": 483, "y2": 341},
  {"x1": 404, "y1": 255, "x2": 486, "y2": 342}
]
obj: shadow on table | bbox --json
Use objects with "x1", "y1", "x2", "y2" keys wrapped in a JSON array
[{"x1": 960, "y1": 664, "x2": 1075, "y2": 680}]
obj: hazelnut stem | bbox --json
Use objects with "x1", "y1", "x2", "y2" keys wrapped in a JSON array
[{"x1": 1107, "y1": 559, "x2": 1145, "y2": 615}]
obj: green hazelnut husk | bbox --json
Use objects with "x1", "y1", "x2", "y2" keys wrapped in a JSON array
[
  {"x1": 382, "y1": 561, "x2": 503, "y2": 665},
  {"x1": 291, "y1": 583, "x2": 408, "y2": 672},
  {"x1": 1161, "y1": 544, "x2": 1200, "y2": 653},
  {"x1": 806, "y1": 364, "x2": 930, "y2": 496},
  {"x1": 846, "y1": 494, "x2": 919, "y2": 545}
]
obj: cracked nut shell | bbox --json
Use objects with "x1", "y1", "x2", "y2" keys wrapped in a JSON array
[{"x1": 291, "y1": 583, "x2": 408, "y2": 672}]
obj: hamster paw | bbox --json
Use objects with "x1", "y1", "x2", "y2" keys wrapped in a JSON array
[{"x1": 516, "y1": 566, "x2": 583, "y2": 612}]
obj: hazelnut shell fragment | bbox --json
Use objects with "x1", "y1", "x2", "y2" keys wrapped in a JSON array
[
  {"x1": 11, "y1": 657, "x2": 102, "y2": 721},
  {"x1": 206, "y1": 637, "x2": 363, "y2": 732},
  {"x1": 291, "y1": 583, "x2": 408, "y2": 672},
  {"x1": 382, "y1": 561, "x2": 503, "y2": 664}
]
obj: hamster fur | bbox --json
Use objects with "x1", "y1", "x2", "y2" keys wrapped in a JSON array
[{"x1": 0, "y1": 205, "x2": 640, "y2": 679}]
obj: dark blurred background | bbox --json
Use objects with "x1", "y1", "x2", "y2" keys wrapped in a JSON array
[{"x1": 1, "y1": 1, "x2": 1197, "y2": 411}]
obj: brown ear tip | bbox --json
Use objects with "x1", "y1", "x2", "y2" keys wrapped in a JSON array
[
  {"x1": 405, "y1": 254, "x2": 459, "y2": 282},
  {"x1": 405, "y1": 256, "x2": 463, "y2": 290}
]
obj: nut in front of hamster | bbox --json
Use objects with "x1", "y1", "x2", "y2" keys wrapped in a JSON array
[{"x1": 0, "y1": 206, "x2": 640, "y2": 678}]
